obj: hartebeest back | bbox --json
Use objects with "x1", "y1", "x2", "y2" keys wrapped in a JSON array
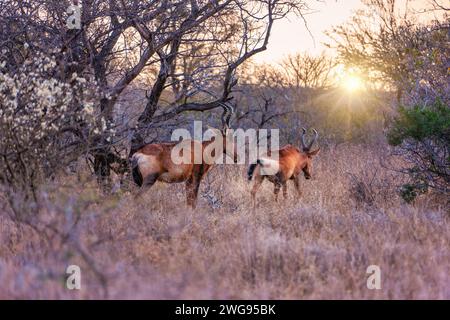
[
  {"x1": 130, "y1": 104, "x2": 237, "y2": 208},
  {"x1": 247, "y1": 128, "x2": 320, "y2": 207}
]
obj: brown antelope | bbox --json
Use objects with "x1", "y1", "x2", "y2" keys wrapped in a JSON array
[
  {"x1": 130, "y1": 104, "x2": 237, "y2": 208},
  {"x1": 247, "y1": 128, "x2": 319, "y2": 207}
]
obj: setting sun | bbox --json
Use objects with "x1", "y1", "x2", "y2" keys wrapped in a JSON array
[{"x1": 343, "y1": 75, "x2": 363, "y2": 92}]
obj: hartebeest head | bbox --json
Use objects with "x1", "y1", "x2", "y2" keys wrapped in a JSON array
[
  {"x1": 209, "y1": 102, "x2": 239, "y2": 163},
  {"x1": 300, "y1": 127, "x2": 320, "y2": 179}
]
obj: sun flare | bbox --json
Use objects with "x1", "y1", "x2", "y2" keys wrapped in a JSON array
[{"x1": 343, "y1": 75, "x2": 363, "y2": 92}]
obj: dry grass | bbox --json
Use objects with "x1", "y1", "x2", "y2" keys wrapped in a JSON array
[{"x1": 0, "y1": 144, "x2": 449, "y2": 299}]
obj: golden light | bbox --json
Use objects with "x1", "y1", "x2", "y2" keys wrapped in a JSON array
[{"x1": 343, "y1": 75, "x2": 363, "y2": 92}]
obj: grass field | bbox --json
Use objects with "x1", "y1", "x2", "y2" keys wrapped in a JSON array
[{"x1": 0, "y1": 143, "x2": 448, "y2": 299}]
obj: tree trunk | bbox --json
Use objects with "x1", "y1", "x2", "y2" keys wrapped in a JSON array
[{"x1": 92, "y1": 97, "x2": 116, "y2": 192}]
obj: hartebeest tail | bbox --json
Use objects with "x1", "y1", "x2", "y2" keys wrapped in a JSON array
[
  {"x1": 248, "y1": 128, "x2": 320, "y2": 207},
  {"x1": 247, "y1": 159, "x2": 262, "y2": 181},
  {"x1": 131, "y1": 156, "x2": 143, "y2": 187},
  {"x1": 131, "y1": 103, "x2": 237, "y2": 208}
]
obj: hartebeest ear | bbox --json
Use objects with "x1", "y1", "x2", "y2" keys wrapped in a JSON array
[{"x1": 307, "y1": 148, "x2": 320, "y2": 157}]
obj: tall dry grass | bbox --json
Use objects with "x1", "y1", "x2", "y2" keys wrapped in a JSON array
[{"x1": 0, "y1": 143, "x2": 448, "y2": 299}]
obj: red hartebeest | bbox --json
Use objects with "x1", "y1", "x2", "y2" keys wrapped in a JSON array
[
  {"x1": 130, "y1": 104, "x2": 237, "y2": 208},
  {"x1": 247, "y1": 128, "x2": 320, "y2": 207}
]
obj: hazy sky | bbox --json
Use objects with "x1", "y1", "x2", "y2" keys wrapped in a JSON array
[
  {"x1": 255, "y1": 0, "x2": 365, "y2": 63},
  {"x1": 255, "y1": 0, "x2": 436, "y2": 63}
]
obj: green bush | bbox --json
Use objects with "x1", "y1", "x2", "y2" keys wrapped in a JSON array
[
  {"x1": 387, "y1": 100, "x2": 450, "y2": 146},
  {"x1": 387, "y1": 99, "x2": 450, "y2": 202}
]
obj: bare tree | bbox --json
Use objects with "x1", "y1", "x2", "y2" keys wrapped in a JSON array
[
  {"x1": 327, "y1": 0, "x2": 449, "y2": 104},
  {"x1": 235, "y1": 63, "x2": 293, "y2": 142},
  {"x1": 0, "y1": 0, "x2": 313, "y2": 191},
  {"x1": 281, "y1": 52, "x2": 334, "y2": 89},
  {"x1": 327, "y1": 0, "x2": 449, "y2": 198}
]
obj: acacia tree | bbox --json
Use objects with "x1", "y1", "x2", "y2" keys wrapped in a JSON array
[
  {"x1": 0, "y1": 0, "x2": 312, "y2": 190},
  {"x1": 233, "y1": 49, "x2": 338, "y2": 145},
  {"x1": 327, "y1": 0, "x2": 449, "y2": 199},
  {"x1": 281, "y1": 52, "x2": 334, "y2": 89},
  {"x1": 234, "y1": 64, "x2": 293, "y2": 145},
  {"x1": 327, "y1": 0, "x2": 449, "y2": 104}
]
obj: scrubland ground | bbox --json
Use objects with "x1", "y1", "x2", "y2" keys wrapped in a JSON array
[{"x1": 0, "y1": 143, "x2": 448, "y2": 299}]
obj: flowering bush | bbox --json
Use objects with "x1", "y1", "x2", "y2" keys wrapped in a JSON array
[{"x1": 0, "y1": 52, "x2": 103, "y2": 201}]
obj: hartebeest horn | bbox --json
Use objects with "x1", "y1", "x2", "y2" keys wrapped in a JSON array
[
  {"x1": 300, "y1": 128, "x2": 319, "y2": 151},
  {"x1": 307, "y1": 129, "x2": 319, "y2": 151},
  {"x1": 219, "y1": 102, "x2": 234, "y2": 129},
  {"x1": 301, "y1": 127, "x2": 308, "y2": 151}
]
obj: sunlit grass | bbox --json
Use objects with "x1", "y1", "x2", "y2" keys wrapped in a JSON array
[{"x1": 1, "y1": 145, "x2": 448, "y2": 299}]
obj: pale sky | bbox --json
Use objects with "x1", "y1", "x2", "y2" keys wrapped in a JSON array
[
  {"x1": 255, "y1": 0, "x2": 437, "y2": 63},
  {"x1": 255, "y1": 0, "x2": 365, "y2": 63}
]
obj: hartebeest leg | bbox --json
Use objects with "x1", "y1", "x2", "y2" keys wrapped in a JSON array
[
  {"x1": 293, "y1": 176, "x2": 302, "y2": 197},
  {"x1": 250, "y1": 174, "x2": 264, "y2": 209},
  {"x1": 134, "y1": 173, "x2": 159, "y2": 199},
  {"x1": 191, "y1": 179, "x2": 201, "y2": 209},
  {"x1": 185, "y1": 178, "x2": 195, "y2": 208},
  {"x1": 282, "y1": 183, "x2": 288, "y2": 199},
  {"x1": 185, "y1": 175, "x2": 202, "y2": 209},
  {"x1": 186, "y1": 165, "x2": 206, "y2": 209},
  {"x1": 273, "y1": 182, "x2": 281, "y2": 202}
]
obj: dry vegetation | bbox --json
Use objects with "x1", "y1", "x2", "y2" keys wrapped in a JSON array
[
  {"x1": 1, "y1": 143, "x2": 448, "y2": 299},
  {"x1": 0, "y1": 0, "x2": 448, "y2": 301}
]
